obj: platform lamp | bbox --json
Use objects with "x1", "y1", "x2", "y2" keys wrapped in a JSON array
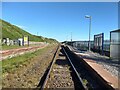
[{"x1": 85, "y1": 15, "x2": 92, "y2": 51}]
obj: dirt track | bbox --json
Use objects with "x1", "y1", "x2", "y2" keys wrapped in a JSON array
[
  {"x1": 1, "y1": 43, "x2": 48, "y2": 61},
  {"x1": 2, "y1": 44, "x2": 58, "y2": 88}
]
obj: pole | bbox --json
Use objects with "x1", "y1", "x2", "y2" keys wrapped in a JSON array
[
  {"x1": 71, "y1": 32, "x2": 72, "y2": 42},
  {"x1": 102, "y1": 33, "x2": 104, "y2": 55},
  {"x1": 71, "y1": 32, "x2": 72, "y2": 46},
  {"x1": 89, "y1": 17, "x2": 91, "y2": 51},
  {"x1": 37, "y1": 32, "x2": 38, "y2": 36}
]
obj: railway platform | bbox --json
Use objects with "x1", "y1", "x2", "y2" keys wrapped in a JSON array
[
  {"x1": 79, "y1": 56, "x2": 118, "y2": 89},
  {"x1": 70, "y1": 46, "x2": 119, "y2": 89}
]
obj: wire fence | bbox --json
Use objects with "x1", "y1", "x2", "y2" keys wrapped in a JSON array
[{"x1": 72, "y1": 40, "x2": 110, "y2": 51}]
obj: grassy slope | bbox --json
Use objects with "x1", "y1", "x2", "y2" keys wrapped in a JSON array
[{"x1": 1, "y1": 19, "x2": 58, "y2": 43}]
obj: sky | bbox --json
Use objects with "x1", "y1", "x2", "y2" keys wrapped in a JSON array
[{"x1": 2, "y1": 2, "x2": 118, "y2": 42}]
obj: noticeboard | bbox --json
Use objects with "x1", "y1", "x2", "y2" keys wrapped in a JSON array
[
  {"x1": 94, "y1": 33, "x2": 104, "y2": 55},
  {"x1": 23, "y1": 36, "x2": 29, "y2": 46},
  {"x1": 24, "y1": 36, "x2": 28, "y2": 42}
]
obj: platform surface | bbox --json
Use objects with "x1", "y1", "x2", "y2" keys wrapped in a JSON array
[{"x1": 75, "y1": 52, "x2": 119, "y2": 89}]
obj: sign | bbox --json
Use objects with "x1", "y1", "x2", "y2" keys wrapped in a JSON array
[
  {"x1": 24, "y1": 36, "x2": 28, "y2": 42},
  {"x1": 94, "y1": 33, "x2": 104, "y2": 55},
  {"x1": 23, "y1": 36, "x2": 29, "y2": 46}
]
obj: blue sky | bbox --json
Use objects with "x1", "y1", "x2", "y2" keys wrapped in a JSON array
[{"x1": 2, "y1": 2, "x2": 118, "y2": 42}]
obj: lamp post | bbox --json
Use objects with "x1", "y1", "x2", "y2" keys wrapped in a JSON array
[
  {"x1": 71, "y1": 32, "x2": 72, "y2": 42},
  {"x1": 85, "y1": 15, "x2": 91, "y2": 51}
]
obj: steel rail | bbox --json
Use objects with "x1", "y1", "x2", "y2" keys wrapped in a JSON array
[
  {"x1": 62, "y1": 47, "x2": 87, "y2": 90},
  {"x1": 40, "y1": 45, "x2": 60, "y2": 90},
  {"x1": 39, "y1": 45, "x2": 114, "y2": 90},
  {"x1": 39, "y1": 45, "x2": 87, "y2": 90}
]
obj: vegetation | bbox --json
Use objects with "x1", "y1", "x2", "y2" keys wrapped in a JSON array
[
  {"x1": 1, "y1": 19, "x2": 58, "y2": 43},
  {"x1": 2, "y1": 44, "x2": 36, "y2": 50},
  {"x1": 2, "y1": 44, "x2": 57, "y2": 74}
]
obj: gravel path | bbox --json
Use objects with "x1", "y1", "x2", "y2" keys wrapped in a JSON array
[{"x1": 46, "y1": 47, "x2": 74, "y2": 89}]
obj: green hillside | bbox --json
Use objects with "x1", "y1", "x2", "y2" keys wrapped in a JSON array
[{"x1": 1, "y1": 19, "x2": 58, "y2": 43}]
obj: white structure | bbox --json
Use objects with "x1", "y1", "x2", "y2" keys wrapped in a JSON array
[
  {"x1": 110, "y1": 29, "x2": 120, "y2": 59},
  {"x1": 0, "y1": 39, "x2": 1, "y2": 44},
  {"x1": 6, "y1": 38, "x2": 10, "y2": 46},
  {"x1": 10, "y1": 40, "x2": 14, "y2": 45},
  {"x1": 18, "y1": 38, "x2": 24, "y2": 46}
]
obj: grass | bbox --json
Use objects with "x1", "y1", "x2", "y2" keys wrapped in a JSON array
[
  {"x1": 2, "y1": 19, "x2": 43, "y2": 42},
  {"x1": 2, "y1": 44, "x2": 57, "y2": 75},
  {"x1": 1, "y1": 19, "x2": 58, "y2": 43}
]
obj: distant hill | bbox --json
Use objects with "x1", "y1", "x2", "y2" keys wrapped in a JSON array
[{"x1": 1, "y1": 19, "x2": 58, "y2": 43}]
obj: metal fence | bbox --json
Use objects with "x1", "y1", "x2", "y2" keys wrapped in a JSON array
[
  {"x1": 72, "y1": 40, "x2": 109, "y2": 51},
  {"x1": 72, "y1": 41, "x2": 94, "y2": 51},
  {"x1": 103, "y1": 40, "x2": 110, "y2": 51},
  {"x1": 66, "y1": 30, "x2": 120, "y2": 58}
]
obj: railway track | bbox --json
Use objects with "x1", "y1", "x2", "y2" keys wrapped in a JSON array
[{"x1": 37, "y1": 45, "x2": 114, "y2": 90}]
